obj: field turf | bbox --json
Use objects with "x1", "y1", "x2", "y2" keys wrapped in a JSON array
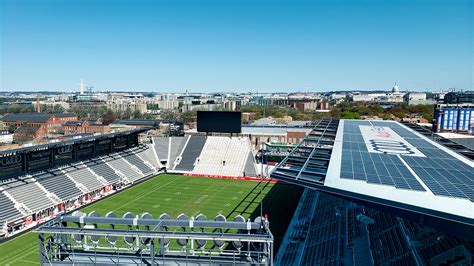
[{"x1": 0, "y1": 173, "x2": 302, "y2": 265}]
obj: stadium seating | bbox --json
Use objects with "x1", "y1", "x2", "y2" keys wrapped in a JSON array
[
  {"x1": 37, "y1": 171, "x2": 83, "y2": 201},
  {"x1": 299, "y1": 193, "x2": 347, "y2": 266},
  {"x1": 65, "y1": 163, "x2": 105, "y2": 191},
  {"x1": 84, "y1": 159, "x2": 122, "y2": 184},
  {"x1": 153, "y1": 137, "x2": 169, "y2": 163},
  {"x1": 168, "y1": 136, "x2": 189, "y2": 168},
  {"x1": 190, "y1": 136, "x2": 256, "y2": 177},
  {"x1": 122, "y1": 153, "x2": 154, "y2": 176},
  {"x1": 0, "y1": 145, "x2": 161, "y2": 239},
  {"x1": 192, "y1": 136, "x2": 229, "y2": 175},
  {"x1": 136, "y1": 145, "x2": 161, "y2": 170},
  {"x1": 174, "y1": 135, "x2": 206, "y2": 171},
  {"x1": 218, "y1": 137, "x2": 250, "y2": 176},
  {"x1": 148, "y1": 136, "x2": 260, "y2": 177},
  {"x1": 0, "y1": 192, "x2": 21, "y2": 225},
  {"x1": 244, "y1": 151, "x2": 258, "y2": 177},
  {"x1": 6, "y1": 181, "x2": 55, "y2": 213},
  {"x1": 106, "y1": 155, "x2": 144, "y2": 182}
]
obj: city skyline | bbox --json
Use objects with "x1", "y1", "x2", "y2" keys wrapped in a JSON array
[{"x1": 1, "y1": 0, "x2": 473, "y2": 92}]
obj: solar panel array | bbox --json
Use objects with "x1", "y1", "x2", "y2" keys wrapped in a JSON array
[
  {"x1": 272, "y1": 119, "x2": 473, "y2": 203},
  {"x1": 370, "y1": 121, "x2": 474, "y2": 202},
  {"x1": 270, "y1": 118, "x2": 339, "y2": 187},
  {"x1": 341, "y1": 120, "x2": 426, "y2": 191}
]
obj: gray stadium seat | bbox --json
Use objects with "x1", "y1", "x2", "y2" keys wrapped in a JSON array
[{"x1": 174, "y1": 136, "x2": 206, "y2": 171}]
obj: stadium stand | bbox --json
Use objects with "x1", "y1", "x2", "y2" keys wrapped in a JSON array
[
  {"x1": 152, "y1": 137, "x2": 170, "y2": 163},
  {"x1": 174, "y1": 135, "x2": 206, "y2": 171},
  {"x1": 106, "y1": 155, "x2": 144, "y2": 183},
  {"x1": 366, "y1": 209, "x2": 417, "y2": 265},
  {"x1": 276, "y1": 189, "x2": 318, "y2": 265},
  {"x1": 276, "y1": 190, "x2": 350, "y2": 266},
  {"x1": 0, "y1": 145, "x2": 160, "y2": 237},
  {"x1": 122, "y1": 152, "x2": 155, "y2": 176},
  {"x1": 192, "y1": 136, "x2": 228, "y2": 175},
  {"x1": 172, "y1": 136, "x2": 257, "y2": 177},
  {"x1": 401, "y1": 219, "x2": 474, "y2": 265},
  {"x1": 277, "y1": 189, "x2": 474, "y2": 265},
  {"x1": 136, "y1": 145, "x2": 162, "y2": 170},
  {"x1": 0, "y1": 192, "x2": 21, "y2": 226},
  {"x1": 36, "y1": 171, "x2": 83, "y2": 201},
  {"x1": 218, "y1": 137, "x2": 251, "y2": 176},
  {"x1": 84, "y1": 159, "x2": 122, "y2": 184},
  {"x1": 299, "y1": 193, "x2": 347, "y2": 266},
  {"x1": 0, "y1": 129, "x2": 166, "y2": 239},
  {"x1": 168, "y1": 136, "x2": 189, "y2": 168},
  {"x1": 244, "y1": 151, "x2": 258, "y2": 177},
  {"x1": 6, "y1": 181, "x2": 55, "y2": 213},
  {"x1": 65, "y1": 163, "x2": 105, "y2": 191}
]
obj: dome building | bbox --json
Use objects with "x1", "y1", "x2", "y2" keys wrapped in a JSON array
[{"x1": 392, "y1": 83, "x2": 400, "y2": 93}]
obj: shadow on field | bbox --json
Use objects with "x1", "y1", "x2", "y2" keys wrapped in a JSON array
[
  {"x1": 224, "y1": 180, "x2": 272, "y2": 220},
  {"x1": 223, "y1": 180, "x2": 303, "y2": 253}
]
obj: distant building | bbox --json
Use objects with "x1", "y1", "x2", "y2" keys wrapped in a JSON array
[
  {"x1": 434, "y1": 104, "x2": 474, "y2": 134},
  {"x1": 14, "y1": 125, "x2": 43, "y2": 141},
  {"x1": 443, "y1": 91, "x2": 474, "y2": 104},
  {"x1": 0, "y1": 131, "x2": 13, "y2": 144},
  {"x1": 350, "y1": 84, "x2": 405, "y2": 103},
  {"x1": 242, "y1": 112, "x2": 256, "y2": 122},
  {"x1": 0, "y1": 119, "x2": 7, "y2": 131},
  {"x1": 32, "y1": 99, "x2": 70, "y2": 111},
  {"x1": 63, "y1": 120, "x2": 111, "y2": 135},
  {"x1": 293, "y1": 101, "x2": 330, "y2": 112},
  {"x1": 1, "y1": 113, "x2": 71, "y2": 136},
  {"x1": 107, "y1": 100, "x2": 147, "y2": 114},
  {"x1": 157, "y1": 100, "x2": 179, "y2": 110},
  {"x1": 351, "y1": 94, "x2": 376, "y2": 102},
  {"x1": 403, "y1": 92, "x2": 436, "y2": 105}
]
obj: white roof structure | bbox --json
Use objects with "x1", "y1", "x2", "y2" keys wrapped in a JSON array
[{"x1": 271, "y1": 119, "x2": 474, "y2": 237}]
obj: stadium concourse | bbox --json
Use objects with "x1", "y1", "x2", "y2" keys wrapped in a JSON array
[
  {"x1": 0, "y1": 131, "x2": 260, "y2": 240},
  {"x1": 273, "y1": 119, "x2": 474, "y2": 265}
]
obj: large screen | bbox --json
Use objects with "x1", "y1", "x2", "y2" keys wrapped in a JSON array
[{"x1": 197, "y1": 111, "x2": 242, "y2": 133}]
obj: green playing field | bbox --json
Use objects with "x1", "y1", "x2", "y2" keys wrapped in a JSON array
[{"x1": 0, "y1": 174, "x2": 302, "y2": 265}]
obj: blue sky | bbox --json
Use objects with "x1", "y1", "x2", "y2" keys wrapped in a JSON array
[{"x1": 1, "y1": 0, "x2": 472, "y2": 92}]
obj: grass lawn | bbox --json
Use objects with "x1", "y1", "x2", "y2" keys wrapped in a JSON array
[{"x1": 0, "y1": 174, "x2": 302, "y2": 265}]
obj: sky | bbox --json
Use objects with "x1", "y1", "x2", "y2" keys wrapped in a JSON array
[{"x1": 0, "y1": 0, "x2": 472, "y2": 92}]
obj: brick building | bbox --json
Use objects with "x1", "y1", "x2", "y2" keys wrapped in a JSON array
[
  {"x1": 1, "y1": 113, "x2": 79, "y2": 136},
  {"x1": 63, "y1": 120, "x2": 111, "y2": 135}
]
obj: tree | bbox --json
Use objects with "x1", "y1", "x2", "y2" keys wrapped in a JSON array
[
  {"x1": 160, "y1": 110, "x2": 178, "y2": 120},
  {"x1": 341, "y1": 111, "x2": 360, "y2": 119},
  {"x1": 102, "y1": 109, "x2": 117, "y2": 125},
  {"x1": 132, "y1": 110, "x2": 142, "y2": 119},
  {"x1": 330, "y1": 109, "x2": 341, "y2": 118},
  {"x1": 122, "y1": 108, "x2": 133, "y2": 119},
  {"x1": 8, "y1": 124, "x2": 17, "y2": 133},
  {"x1": 181, "y1": 111, "x2": 195, "y2": 123}
]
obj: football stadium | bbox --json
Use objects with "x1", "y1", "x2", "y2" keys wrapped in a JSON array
[{"x1": 0, "y1": 113, "x2": 473, "y2": 265}]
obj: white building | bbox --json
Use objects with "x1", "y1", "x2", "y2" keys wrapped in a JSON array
[{"x1": 404, "y1": 92, "x2": 436, "y2": 105}]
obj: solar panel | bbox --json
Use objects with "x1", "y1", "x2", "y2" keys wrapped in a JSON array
[
  {"x1": 270, "y1": 119, "x2": 474, "y2": 238},
  {"x1": 340, "y1": 121, "x2": 426, "y2": 191},
  {"x1": 368, "y1": 121, "x2": 474, "y2": 202},
  {"x1": 270, "y1": 118, "x2": 339, "y2": 186}
]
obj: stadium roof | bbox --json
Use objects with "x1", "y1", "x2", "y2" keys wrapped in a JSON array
[
  {"x1": 0, "y1": 128, "x2": 149, "y2": 157},
  {"x1": 114, "y1": 119, "x2": 159, "y2": 126},
  {"x1": 271, "y1": 118, "x2": 474, "y2": 238}
]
